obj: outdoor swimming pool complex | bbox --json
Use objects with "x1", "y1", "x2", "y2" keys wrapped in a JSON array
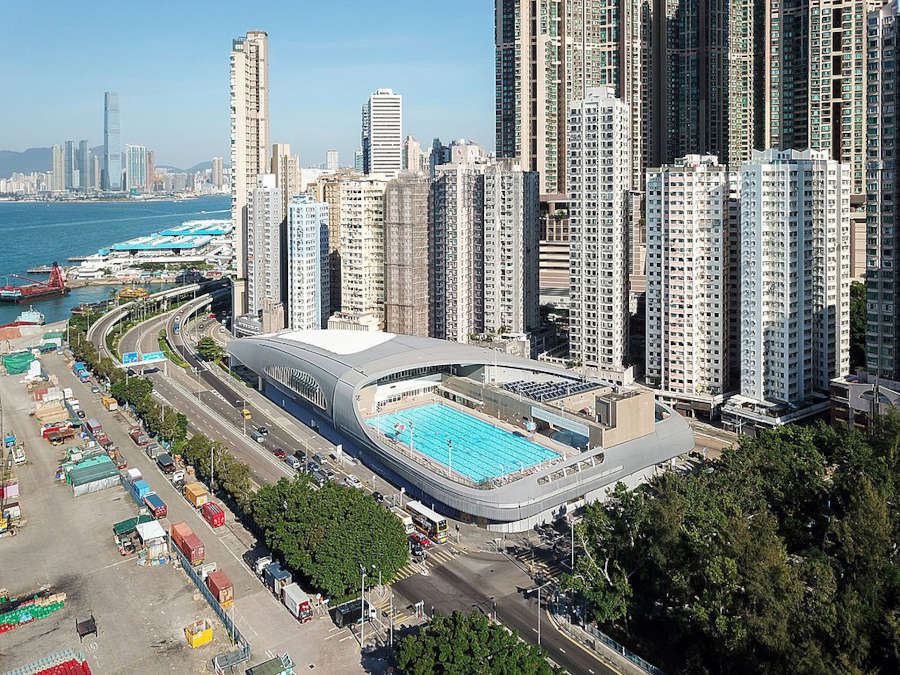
[{"x1": 366, "y1": 402, "x2": 560, "y2": 483}]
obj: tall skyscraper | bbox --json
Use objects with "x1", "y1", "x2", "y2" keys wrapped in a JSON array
[
  {"x1": 246, "y1": 174, "x2": 284, "y2": 321},
  {"x1": 326, "y1": 150, "x2": 339, "y2": 171},
  {"x1": 482, "y1": 161, "x2": 540, "y2": 335},
  {"x1": 211, "y1": 157, "x2": 224, "y2": 189},
  {"x1": 431, "y1": 162, "x2": 486, "y2": 342},
  {"x1": 739, "y1": 149, "x2": 850, "y2": 405},
  {"x1": 354, "y1": 149, "x2": 364, "y2": 172},
  {"x1": 657, "y1": 0, "x2": 756, "y2": 167},
  {"x1": 865, "y1": 0, "x2": 899, "y2": 379},
  {"x1": 384, "y1": 173, "x2": 432, "y2": 336},
  {"x1": 125, "y1": 145, "x2": 148, "y2": 191},
  {"x1": 64, "y1": 140, "x2": 77, "y2": 189},
  {"x1": 230, "y1": 30, "x2": 270, "y2": 318},
  {"x1": 568, "y1": 87, "x2": 632, "y2": 383},
  {"x1": 91, "y1": 154, "x2": 101, "y2": 190},
  {"x1": 78, "y1": 140, "x2": 90, "y2": 190},
  {"x1": 337, "y1": 177, "x2": 388, "y2": 325},
  {"x1": 287, "y1": 195, "x2": 330, "y2": 330},
  {"x1": 146, "y1": 150, "x2": 155, "y2": 192},
  {"x1": 271, "y1": 143, "x2": 299, "y2": 222},
  {"x1": 361, "y1": 88, "x2": 402, "y2": 177},
  {"x1": 763, "y1": 0, "x2": 811, "y2": 151},
  {"x1": 645, "y1": 155, "x2": 735, "y2": 407},
  {"x1": 103, "y1": 92, "x2": 121, "y2": 190},
  {"x1": 50, "y1": 144, "x2": 64, "y2": 192},
  {"x1": 402, "y1": 136, "x2": 422, "y2": 173}
]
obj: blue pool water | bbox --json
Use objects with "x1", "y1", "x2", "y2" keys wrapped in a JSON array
[{"x1": 367, "y1": 403, "x2": 560, "y2": 483}]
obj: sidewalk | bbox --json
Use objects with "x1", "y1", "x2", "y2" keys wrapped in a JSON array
[{"x1": 548, "y1": 611, "x2": 661, "y2": 675}]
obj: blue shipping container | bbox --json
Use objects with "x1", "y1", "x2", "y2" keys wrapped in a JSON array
[{"x1": 133, "y1": 480, "x2": 152, "y2": 499}]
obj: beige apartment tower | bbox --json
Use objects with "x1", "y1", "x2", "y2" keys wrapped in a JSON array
[{"x1": 271, "y1": 143, "x2": 299, "y2": 222}]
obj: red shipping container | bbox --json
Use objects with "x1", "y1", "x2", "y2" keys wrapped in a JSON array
[
  {"x1": 206, "y1": 570, "x2": 234, "y2": 607},
  {"x1": 179, "y1": 533, "x2": 205, "y2": 565},
  {"x1": 170, "y1": 521, "x2": 193, "y2": 552},
  {"x1": 201, "y1": 502, "x2": 225, "y2": 528}
]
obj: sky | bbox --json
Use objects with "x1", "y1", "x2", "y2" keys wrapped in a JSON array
[{"x1": 2, "y1": 1, "x2": 495, "y2": 169}]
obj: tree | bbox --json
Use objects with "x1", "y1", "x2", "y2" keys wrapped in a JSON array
[
  {"x1": 394, "y1": 611, "x2": 562, "y2": 675},
  {"x1": 850, "y1": 281, "x2": 867, "y2": 371},
  {"x1": 251, "y1": 477, "x2": 409, "y2": 598},
  {"x1": 197, "y1": 336, "x2": 221, "y2": 361}
]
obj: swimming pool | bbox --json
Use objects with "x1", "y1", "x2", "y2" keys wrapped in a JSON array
[{"x1": 366, "y1": 402, "x2": 560, "y2": 483}]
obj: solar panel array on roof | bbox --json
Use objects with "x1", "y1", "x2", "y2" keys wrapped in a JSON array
[{"x1": 501, "y1": 380, "x2": 599, "y2": 402}]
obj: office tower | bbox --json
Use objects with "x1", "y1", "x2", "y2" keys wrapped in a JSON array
[
  {"x1": 646, "y1": 155, "x2": 735, "y2": 408},
  {"x1": 146, "y1": 151, "x2": 155, "y2": 192},
  {"x1": 739, "y1": 149, "x2": 850, "y2": 405},
  {"x1": 91, "y1": 154, "x2": 101, "y2": 190},
  {"x1": 763, "y1": 0, "x2": 810, "y2": 151},
  {"x1": 431, "y1": 162, "x2": 486, "y2": 342},
  {"x1": 568, "y1": 87, "x2": 632, "y2": 383},
  {"x1": 271, "y1": 143, "x2": 299, "y2": 222},
  {"x1": 103, "y1": 92, "x2": 121, "y2": 190},
  {"x1": 361, "y1": 89, "x2": 402, "y2": 177},
  {"x1": 246, "y1": 174, "x2": 284, "y2": 322},
  {"x1": 384, "y1": 173, "x2": 432, "y2": 336},
  {"x1": 287, "y1": 195, "x2": 330, "y2": 330},
  {"x1": 866, "y1": 0, "x2": 899, "y2": 379},
  {"x1": 354, "y1": 149, "x2": 364, "y2": 171},
  {"x1": 50, "y1": 144, "x2": 64, "y2": 191},
  {"x1": 125, "y1": 145, "x2": 148, "y2": 190},
  {"x1": 402, "y1": 136, "x2": 422, "y2": 173},
  {"x1": 337, "y1": 177, "x2": 388, "y2": 325},
  {"x1": 64, "y1": 140, "x2": 77, "y2": 189},
  {"x1": 230, "y1": 30, "x2": 270, "y2": 318},
  {"x1": 212, "y1": 157, "x2": 224, "y2": 189},
  {"x1": 657, "y1": 0, "x2": 756, "y2": 167},
  {"x1": 482, "y1": 161, "x2": 540, "y2": 335},
  {"x1": 326, "y1": 150, "x2": 339, "y2": 171},
  {"x1": 77, "y1": 140, "x2": 90, "y2": 190}
]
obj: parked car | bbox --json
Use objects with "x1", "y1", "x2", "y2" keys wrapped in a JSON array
[
  {"x1": 372, "y1": 491, "x2": 384, "y2": 503},
  {"x1": 90, "y1": 386, "x2": 101, "y2": 394},
  {"x1": 272, "y1": 448, "x2": 286, "y2": 459},
  {"x1": 251, "y1": 430, "x2": 265, "y2": 443},
  {"x1": 323, "y1": 468, "x2": 336, "y2": 481},
  {"x1": 312, "y1": 471, "x2": 327, "y2": 488},
  {"x1": 344, "y1": 474, "x2": 362, "y2": 489},
  {"x1": 306, "y1": 461, "x2": 320, "y2": 475},
  {"x1": 284, "y1": 456, "x2": 301, "y2": 470},
  {"x1": 256, "y1": 426, "x2": 269, "y2": 436},
  {"x1": 312, "y1": 453, "x2": 327, "y2": 466},
  {"x1": 409, "y1": 532, "x2": 433, "y2": 548},
  {"x1": 410, "y1": 541, "x2": 426, "y2": 561}
]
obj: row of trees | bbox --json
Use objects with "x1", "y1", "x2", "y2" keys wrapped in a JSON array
[
  {"x1": 564, "y1": 418, "x2": 900, "y2": 673},
  {"x1": 251, "y1": 476, "x2": 409, "y2": 599}
]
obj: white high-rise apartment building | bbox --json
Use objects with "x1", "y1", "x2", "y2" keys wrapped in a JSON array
[
  {"x1": 567, "y1": 86, "x2": 632, "y2": 383},
  {"x1": 361, "y1": 88, "x2": 402, "y2": 177},
  {"x1": 431, "y1": 162, "x2": 486, "y2": 342},
  {"x1": 246, "y1": 174, "x2": 283, "y2": 319},
  {"x1": 212, "y1": 157, "x2": 224, "y2": 189},
  {"x1": 50, "y1": 144, "x2": 64, "y2": 192},
  {"x1": 740, "y1": 149, "x2": 851, "y2": 405},
  {"x1": 646, "y1": 155, "x2": 735, "y2": 405},
  {"x1": 337, "y1": 177, "x2": 388, "y2": 325},
  {"x1": 271, "y1": 143, "x2": 299, "y2": 222},
  {"x1": 326, "y1": 150, "x2": 339, "y2": 171},
  {"x1": 287, "y1": 195, "x2": 329, "y2": 330},
  {"x1": 230, "y1": 30, "x2": 270, "y2": 317},
  {"x1": 125, "y1": 145, "x2": 148, "y2": 191},
  {"x1": 482, "y1": 160, "x2": 540, "y2": 335},
  {"x1": 402, "y1": 135, "x2": 422, "y2": 173}
]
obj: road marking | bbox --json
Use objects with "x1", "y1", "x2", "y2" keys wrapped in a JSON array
[
  {"x1": 338, "y1": 635, "x2": 354, "y2": 643},
  {"x1": 545, "y1": 611, "x2": 621, "y2": 674}
]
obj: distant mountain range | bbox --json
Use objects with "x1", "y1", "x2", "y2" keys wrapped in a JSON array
[{"x1": 0, "y1": 147, "x2": 222, "y2": 177}]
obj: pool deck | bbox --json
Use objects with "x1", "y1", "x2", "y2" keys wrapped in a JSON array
[{"x1": 365, "y1": 394, "x2": 575, "y2": 486}]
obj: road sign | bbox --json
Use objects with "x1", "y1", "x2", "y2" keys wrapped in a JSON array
[
  {"x1": 122, "y1": 352, "x2": 140, "y2": 364},
  {"x1": 140, "y1": 351, "x2": 165, "y2": 364}
]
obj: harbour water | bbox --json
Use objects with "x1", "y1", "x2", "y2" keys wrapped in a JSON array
[{"x1": 0, "y1": 195, "x2": 229, "y2": 325}]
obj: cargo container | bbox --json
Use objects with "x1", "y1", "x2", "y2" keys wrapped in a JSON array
[
  {"x1": 206, "y1": 570, "x2": 234, "y2": 608},
  {"x1": 85, "y1": 419, "x2": 102, "y2": 436},
  {"x1": 201, "y1": 502, "x2": 225, "y2": 528},
  {"x1": 282, "y1": 583, "x2": 313, "y2": 622},
  {"x1": 184, "y1": 619, "x2": 212, "y2": 648},
  {"x1": 180, "y1": 533, "x2": 204, "y2": 565},
  {"x1": 144, "y1": 492, "x2": 167, "y2": 518},
  {"x1": 170, "y1": 521, "x2": 192, "y2": 551},
  {"x1": 263, "y1": 562, "x2": 292, "y2": 597},
  {"x1": 125, "y1": 468, "x2": 143, "y2": 484},
  {"x1": 184, "y1": 482, "x2": 209, "y2": 508},
  {"x1": 101, "y1": 396, "x2": 118, "y2": 411},
  {"x1": 132, "y1": 480, "x2": 152, "y2": 500}
]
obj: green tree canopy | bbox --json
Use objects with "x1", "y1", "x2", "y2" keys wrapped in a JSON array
[
  {"x1": 251, "y1": 477, "x2": 408, "y2": 598},
  {"x1": 197, "y1": 336, "x2": 221, "y2": 360},
  {"x1": 394, "y1": 610, "x2": 562, "y2": 675}
]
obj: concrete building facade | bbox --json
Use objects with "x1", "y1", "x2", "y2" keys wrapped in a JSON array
[
  {"x1": 125, "y1": 145, "x2": 148, "y2": 191},
  {"x1": 271, "y1": 143, "x2": 299, "y2": 222},
  {"x1": 362, "y1": 89, "x2": 402, "y2": 177},
  {"x1": 246, "y1": 174, "x2": 284, "y2": 323},
  {"x1": 287, "y1": 195, "x2": 329, "y2": 330}
]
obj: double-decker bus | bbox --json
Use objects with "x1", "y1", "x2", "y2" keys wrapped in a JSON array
[{"x1": 405, "y1": 500, "x2": 449, "y2": 543}]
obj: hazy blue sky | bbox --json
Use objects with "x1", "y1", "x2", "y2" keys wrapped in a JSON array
[{"x1": 3, "y1": 1, "x2": 495, "y2": 168}]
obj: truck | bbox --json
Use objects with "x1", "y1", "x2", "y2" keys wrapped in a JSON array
[
  {"x1": 263, "y1": 562, "x2": 292, "y2": 597},
  {"x1": 4, "y1": 432, "x2": 16, "y2": 448},
  {"x1": 173, "y1": 320, "x2": 180, "y2": 335},
  {"x1": 156, "y1": 453, "x2": 176, "y2": 474},
  {"x1": 144, "y1": 492, "x2": 167, "y2": 519},
  {"x1": 201, "y1": 502, "x2": 225, "y2": 528},
  {"x1": 101, "y1": 396, "x2": 118, "y2": 412},
  {"x1": 184, "y1": 482, "x2": 209, "y2": 508},
  {"x1": 331, "y1": 599, "x2": 376, "y2": 628},
  {"x1": 84, "y1": 418, "x2": 103, "y2": 436},
  {"x1": 41, "y1": 421, "x2": 73, "y2": 439},
  {"x1": 108, "y1": 448, "x2": 127, "y2": 470},
  {"x1": 206, "y1": 570, "x2": 234, "y2": 609},
  {"x1": 145, "y1": 443, "x2": 162, "y2": 460},
  {"x1": 391, "y1": 506, "x2": 415, "y2": 535},
  {"x1": 170, "y1": 469, "x2": 186, "y2": 491},
  {"x1": 73, "y1": 362, "x2": 86, "y2": 376},
  {"x1": 125, "y1": 467, "x2": 143, "y2": 484},
  {"x1": 282, "y1": 583, "x2": 313, "y2": 623},
  {"x1": 129, "y1": 428, "x2": 149, "y2": 446}
]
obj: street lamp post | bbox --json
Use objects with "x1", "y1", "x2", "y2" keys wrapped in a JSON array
[
  {"x1": 537, "y1": 580, "x2": 553, "y2": 646},
  {"x1": 360, "y1": 566, "x2": 367, "y2": 652}
]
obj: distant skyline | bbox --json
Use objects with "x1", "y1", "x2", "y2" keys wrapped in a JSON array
[{"x1": 2, "y1": 1, "x2": 494, "y2": 169}]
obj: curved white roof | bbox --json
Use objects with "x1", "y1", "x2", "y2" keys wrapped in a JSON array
[{"x1": 277, "y1": 329, "x2": 397, "y2": 355}]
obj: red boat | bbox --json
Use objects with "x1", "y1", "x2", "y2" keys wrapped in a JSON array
[{"x1": 0, "y1": 262, "x2": 69, "y2": 303}]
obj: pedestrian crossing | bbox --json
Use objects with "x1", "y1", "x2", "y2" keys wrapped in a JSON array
[
  {"x1": 372, "y1": 596, "x2": 419, "y2": 625},
  {"x1": 509, "y1": 548, "x2": 570, "y2": 581},
  {"x1": 390, "y1": 545, "x2": 460, "y2": 583}
]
